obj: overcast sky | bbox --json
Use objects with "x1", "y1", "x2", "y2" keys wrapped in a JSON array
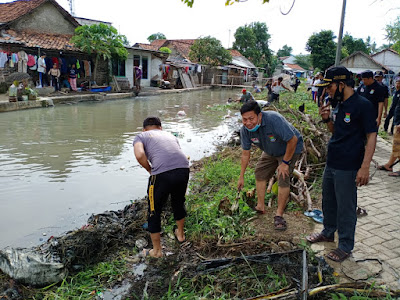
[{"x1": 3, "y1": 0, "x2": 400, "y2": 55}]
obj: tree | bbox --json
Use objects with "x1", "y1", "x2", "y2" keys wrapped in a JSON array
[
  {"x1": 71, "y1": 24, "x2": 128, "y2": 82},
  {"x1": 147, "y1": 32, "x2": 166, "y2": 43},
  {"x1": 392, "y1": 41, "x2": 400, "y2": 54},
  {"x1": 189, "y1": 36, "x2": 232, "y2": 66},
  {"x1": 182, "y1": 0, "x2": 269, "y2": 7},
  {"x1": 385, "y1": 16, "x2": 400, "y2": 46},
  {"x1": 233, "y1": 22, "x2": 273, "y2": 74},
  {"x1": 365, "y1": 36, "x2": 378, "y2": 54},
  {"x1": 294, "y1": 54, "x2": 311, "y2": 70},
  {"x1": 277, "y1": 45, "x2": 292, "y2": 57},
  {"x1": 341, "y1": 34, "x2": 369, "y2": 57},
  {"x1": 306, "y1": 30, "x2": 336, "y2": 71},
  {"x1": 159, "y1": 47, "x2": 172, "y2": 54}
]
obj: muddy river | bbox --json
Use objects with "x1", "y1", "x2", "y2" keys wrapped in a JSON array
[{"x1": 0, "y1": 89, "x2": 241, "y2": 248}]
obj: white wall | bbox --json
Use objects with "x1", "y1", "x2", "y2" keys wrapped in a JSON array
[
  {"x1": 373, "y1": 51, "x2": 400, "y2": 74},
  {"x1": 125, "y1": 50, "x2": 157, "y2": 87}
]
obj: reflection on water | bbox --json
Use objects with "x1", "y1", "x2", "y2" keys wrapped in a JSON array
[{"x1": 0, "y1": 89, "x2": 240, "y2": 248}]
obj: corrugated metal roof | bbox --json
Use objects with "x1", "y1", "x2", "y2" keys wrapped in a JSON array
[{"x1": 231, "y1": 56, "x2": 256, "y2": 69}]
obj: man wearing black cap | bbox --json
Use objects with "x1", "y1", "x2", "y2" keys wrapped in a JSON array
[
  {"x1": 374, "y1": 71, "x2": 390, "y2": 120},
  {"x1": 357, "y1": 70, "x2": 385, "y2": 127},
  {"x1": 306, "y1": 66, "x2": 377, "y2": 262}
]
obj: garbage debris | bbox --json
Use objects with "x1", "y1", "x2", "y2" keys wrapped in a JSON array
[
  {"x1": 0, "y1": 202, "x2": 147, "y2": 286},
  {"x1": 304, "y1": 209, "x2": 323, "y2": 223}
]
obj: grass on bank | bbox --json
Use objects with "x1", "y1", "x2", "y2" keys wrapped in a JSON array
[{"x1": 28, "y1": 252, "x2": 130, "y2": 300}]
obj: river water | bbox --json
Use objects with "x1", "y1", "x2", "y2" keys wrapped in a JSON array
[{"x1": 0, "y1": 89, "x2": 241, "y2": 248}]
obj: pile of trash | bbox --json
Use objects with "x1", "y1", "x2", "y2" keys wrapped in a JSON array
[{"x1": 0, "y1": 202, "x2": 147, "y2": 286}]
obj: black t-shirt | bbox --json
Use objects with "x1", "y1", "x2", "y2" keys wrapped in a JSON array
[
  {"x1": 356, "y1": 80, "x2": 385, "y2": 118},
  {"x1": 378, "y1": 82, "x2": 389, "y2": 99},
  {"x1": 393, "y1": 90, "x2": 400, "y2": 125},
  {"x1": 327, "y1": 93, "x2": 377, "y2": 171}
]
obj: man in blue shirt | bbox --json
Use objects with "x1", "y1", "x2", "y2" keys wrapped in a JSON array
[
  {"x1": 307, "y1": 67, "x2": 377, "y2": 262},
  {"x1": 238, "y1": 101, "x2": 303, "y2": 230}
]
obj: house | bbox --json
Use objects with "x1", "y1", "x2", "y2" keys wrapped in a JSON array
[
  {"x1": 278, "y1": 55, "x2": 307, "y2": 78},
  {"x1": 118, "y1": 46, "x2": 168, "y2": 89},
  {"x1": 371, "y1": 48, "x2": 400, "y2": 75},
  {"x1": 338, "y1": 51, "x2": 388, "y2": 74},
  {"x1": 0, "y1": 0, "x2": 110, "y2": 87},
  {"x1": 134, "y1": 39, "x2": 201, "y2": 88},
  {"x1": 134, "y1": 40, "x2": 261, "y2": 87}
]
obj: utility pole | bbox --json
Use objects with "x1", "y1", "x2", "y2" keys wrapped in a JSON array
[
  {"x1": 228, "y1": 29, "x2": 231, "y2": 49},
  {"x1": 335, "y1": 0, "x2": 346, "y2": 66},
  {"x1": 68, "y1": 0, "x2": 75, "y2": 16}
]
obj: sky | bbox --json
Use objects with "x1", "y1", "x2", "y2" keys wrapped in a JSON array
[{"x1": 2, "y1": 0, "x2": 400, "y2": 55}]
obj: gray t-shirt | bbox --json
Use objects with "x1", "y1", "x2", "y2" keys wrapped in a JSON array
[
  {"x1": 240, "y1": 111, "x2": 303, "y2": 157},
  {"x1": 133, "y1": 129, "x2": 189, "y2": 175},
  {"x1": 240, "y1": 92, "x2": 254, "y2": 103}
]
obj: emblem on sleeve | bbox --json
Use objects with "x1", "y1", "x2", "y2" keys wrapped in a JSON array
[
  {"x1": 268, "y1": 135, "x2": 276, "y2": 142},
  {"x1": 344, "y1": 113, "x2": 351, "y2": 123},
  {"x1": 370, "y1": 89, "x2": 374, "y2": 94},
  {"x1": 251, "y1": 138, "x2": 260, "y2": 143}
]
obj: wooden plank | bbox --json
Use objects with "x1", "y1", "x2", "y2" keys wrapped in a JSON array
[
  {"x1": 189, "y1": 73, "x2": 196, "y2": 88},
  {"x1": 113, "y1": 75, "x2": 121, "y2": 92},
  {"x1": 178, "y1": 69, "x2": 187, "y2": 88}
]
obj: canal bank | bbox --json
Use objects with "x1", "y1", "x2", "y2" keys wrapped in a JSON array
[{"x1": 0, "y1": 86, "x2": 215, "y2": 112}]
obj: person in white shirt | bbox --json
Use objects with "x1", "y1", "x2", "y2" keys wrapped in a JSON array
[{"x1": 37, "y1": 53, "x2": 47, "y2": 88}]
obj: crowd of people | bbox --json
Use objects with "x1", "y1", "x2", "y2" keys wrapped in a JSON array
[{"x1": 132, "y1": 66, "x2": 399, "y2": 264}]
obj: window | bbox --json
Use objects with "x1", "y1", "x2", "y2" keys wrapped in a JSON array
[{"x1": 112, "y1": 58, "x2": 125, "y2": 76}]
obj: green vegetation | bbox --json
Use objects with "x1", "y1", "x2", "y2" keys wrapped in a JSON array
[
  {"x1": 306, "y1": 30, "x2": 336, "y2": 71},
  {"x1": 184, "y1": 158, "x2": 258, "y2": 242},
  {"x1": 277, "y1": 44, "x2": 292, "y2": 57},
  {"x1": 147, "y1": 32, "x2": 166, "y2": 43},
  {"x1": 32, "y1": 254, "x2": 129, "y2": 299},
  {"x1": 70, "y1": 24, "x2": 128, "y2": 81},
  {"x1": 189, "y1": 36, "x2": 232, "y2": 66},
  {"x1": 159, "y1": 47, "x2": 172, "y2": 54},
  {"x1": 233, "y1": 22, "x2": 273, "y2": 74},
  {"x1": 163, "y1": 263, "x2": 288, "y2": 299}
]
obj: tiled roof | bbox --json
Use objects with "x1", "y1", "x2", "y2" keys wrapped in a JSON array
[
  {"x1": 0, "y1": 29, "x2": 79, "y2": 51},
  {"x1": 134, "y1": 43, "x2": 159, "y2": 51},
  {"x1": 229, "y1": 49, "x2": 242, "y2": 57},
  {"x1": 150, "y1": 39, "x2": 167, "y2": 49},
  {"x1": 166, "y1": 40, "x2": 196, "y2": 60},
  {"x1": 0, "y1": 0, "x2": 47, "y2": 23},
  {"x1": 285, "y1": 63, "x2": 305, "y2": 71},
  {"x1": 0, "y1": 0, "x2": 80, "y2": 27}
]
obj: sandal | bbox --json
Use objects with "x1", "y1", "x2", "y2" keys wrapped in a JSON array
[
  {"x1": 306, "y1": 232, "x2": 334, "y2": 243},
  {"x1": 378, "y1": 165, "x2": 392, "y2": 172},
  {"x1": 254, "y1": 207, "x2": 266, "y2": 214},
  {"x1": 274, "y1": 216, "x2": 287, "y2": 231},
  {"x1": 174, "y1": 229, "x2": 186, "y2": 244},
  {"x1": 326, "y1": 248, "x2": 350, "y2": 262},
  {"x1": 388, "y1": 171, "x2": 400, "y2": 177},
  {"x1": 356, "y1": 206, "x2": 368, "y2": 217}
]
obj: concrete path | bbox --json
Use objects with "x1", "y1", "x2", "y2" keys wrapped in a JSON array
[{"x1": 311, "y1": 136, "x2": 400, "y2": 290}]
